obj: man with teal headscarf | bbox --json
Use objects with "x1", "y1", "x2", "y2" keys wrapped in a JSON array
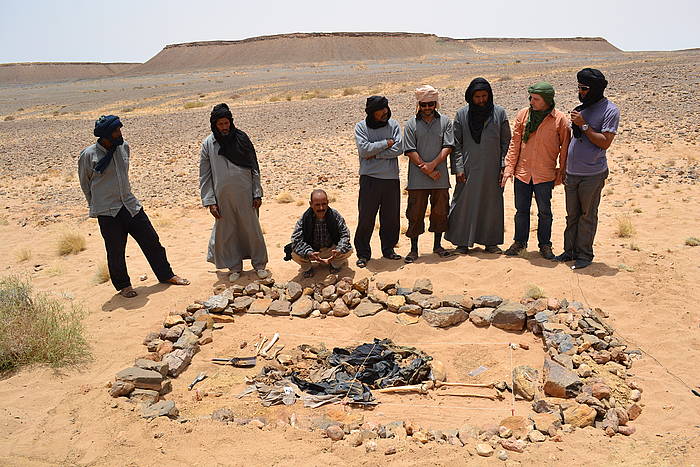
[{"x1": 502, "y1": 82, "x2": 571, "y2": 260}]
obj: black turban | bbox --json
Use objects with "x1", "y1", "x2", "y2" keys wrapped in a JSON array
[
  {"x1": 465, "y1": 78, "x2": 494, "y2": 144},
  {"x1": 93, "y1": 115, "x2": 122, "y2": 138},
  {"x1": 573, "y1": 68, "x2": 608, "y2": 137},
  {"x1": 364, "y1": 95, "x2": 391, "y2": 129},
  {"x1": 209, "y1": 103, "x2": 259, "y2": 171}
]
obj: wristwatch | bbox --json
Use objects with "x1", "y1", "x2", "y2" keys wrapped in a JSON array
[{"x1": 581, "y1": 124, "x2": 589, "y2": 132}]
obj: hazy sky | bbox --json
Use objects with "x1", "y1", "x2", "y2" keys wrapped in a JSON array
[{"x1": 1, "y1": 0, "x2": 698, "y2": 63}]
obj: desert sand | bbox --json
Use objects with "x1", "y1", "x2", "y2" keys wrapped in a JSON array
[{"x1": 0, "y1": 34, "x2": 699, "y2": 466}]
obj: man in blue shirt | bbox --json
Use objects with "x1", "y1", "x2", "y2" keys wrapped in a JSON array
[{"x1": 555, "y1": 69, "x2": 620, "y2": 269}]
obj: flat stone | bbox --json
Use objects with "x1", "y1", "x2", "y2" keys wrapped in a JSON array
[
  {"x1": 162, "y1": 348, "x2": 195, "y2": 377},
  {"x1": 173, "y1": 328, "x2": 200, "y2": 350},
  {"x1": 268, "y1": 299, "x2": 291, "y2": 316},
  {"x1": 491, "y1": 302, "x2": 526, "y2": 331},
  {"x1": 546, "y1": 332, "x2": 577, "y2": 354},
  {"x1": 412, "y1": 278, "x2": 433, "y2": 294},
  {"x1": 512, "y1": 365, "x2": 539, "y2": 401},
  {"x1": 285, "y1": 281, "x2": 303, "y2": 302},
  {"x1": 248, "y1": 298, "x2": 272, "y2": 314},
  {"x1": 469, "y1": 307, "x2": 493, "y2": 326},
  {"x1": 163, "y1": 315, "x2": 185, "y2": 328},
  {"x1": 474, "y1": 295, "x2": 503, "y2": 308},
  {"x1": 109, "y1": 380, "x2": 135, "y2": 397},
  {"x1": 458, "y1": 424, "x2": 479, "y2": 444},
  {"x1": 627, "y1": 403, "x2": 642, "y2": 421},
  {"x1": 188, "y1": 321, "x2": 207, "y2": 337},
  {"x1": 553, "y1": 353, "x2": 574, "y2": 370},
  {"x1": 204, "y1": 294, "x2": 229, "y2": 312},
  {"x1": 244, "y1": 282, "x2": 261, "y2": 295},
  {"x1": 231, "y1": 295, "x2": 254, "y2": 312},
  {"x1": 115, "y1": 367, "x2": 164, "y2": 391},
  {"x1": 476, "y1": 443, "x2": 494, "y2": 457},
  {"x1": 543, "y1": 358, "x2": 582, "y2": 398},
  {"x1": 398, "y1": 304, "x2": 422, "y2": 315},
  {"x1": 528, "y1": 430, "x2": 547, "y2": 442},
  {"x1": 367, "y1": 288, "x2": 388, "y2": 305},
  {"x1": 375, "y1": 278, "x2": 396, "y2": 291},
  {"x1": 210, "y1": 314, "x2": 235, "y2": 324},
  {"x1": 529, "y1": 412, "x2": 561, "y2": 433},
  {"x1": 156, "y1": 341, "x2": 173, "y2": 358},
  {"x1": 163, "y1": 324, "x2": 186, "y2": 341},
  {"x1": 617, "y1": 425, "x2": 636, "y2": 436},
  {"x1": 291, "y1": 295, "x2": 314, "y2": 317},
  {"x1": 354, "y1": 300, "x2": 384, "y2": 317},
  {"x1": 331, "y1": 298, "x2": 350, "y2": 317},
  {"x1": 130, "y1": 389, "x2": 160, "y2": 405},
  {"x1": 386, "y1": 295, "x2": 405, "y2": 312},
  {"x1": 353, "y1": 277, "x2": 369, "y2": 293},
  {"x1": 562, "y1": 403, "x2": 596, "y2": 428},
  {"x1": 396, "y1": 314, "x2": 420, "y2": 325},
  {"x1": 499, "y1": 416, "x2": 528, "y2": 439},
  {"x1": 198, "y1": 330, "x2": 213, "y2": 346},
  {"x1": 134, "y1": 359, "x2": 169, "y2": 377},
  {"x1": 422, "y1": 307, "x2": 467, "y2": 328},
  {"x1": 141, "y1": 400, "x2": 178, "y2": 419}
]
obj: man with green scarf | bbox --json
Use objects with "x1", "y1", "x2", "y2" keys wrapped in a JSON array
[{"x1": 502, "y1": 82, "x2": 570, "y2": 259}]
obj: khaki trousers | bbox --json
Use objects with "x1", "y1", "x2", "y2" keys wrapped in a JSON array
[{"x1": 291, "y1": 246, "x2": 352, "y2": 272}]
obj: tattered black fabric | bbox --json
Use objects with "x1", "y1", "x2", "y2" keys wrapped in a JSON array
[
  {"x1": 209, "y1": 103, "x2": 259, "y2": 171},
  {"x1": 464, "y1": 78, "x2": 494, "y2": 144}
]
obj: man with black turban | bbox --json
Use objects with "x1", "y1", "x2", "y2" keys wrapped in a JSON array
[
  {"x1": 78, "y1": 115, "x2": 189, "y2": 298},
  {"x1": 353, "y1": 95, "x2": 403, "y2": 267},
  {"x1": 445, "y1": 78, "x2": 511, "y2": 254},
  {"x1": 555, "y1": 68, "x2": 620, "y2": 269},
  {"x1": 502, "y1": 82, "x2": 570, "y2": 260},
  {"x1": 200, "y1": 103, "x2": 269, "y2": 281}
]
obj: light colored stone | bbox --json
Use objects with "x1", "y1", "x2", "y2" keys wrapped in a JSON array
[
  {"x1": 331, "y1": 298, "x2": 350, "y2": 317},
  {"x1": 367, "y1": 288, "x2": 388, "y2": 305},
  {"x1": 325, "y1": 425, "x2": 344, "y2": 441},
  {"x1": 386, "y1": 295, "x2": 405, "y2": 312},
  {"x1": 134, "y1": 359, "x2": 169, "y2": 377},
  {"x1": 291, "y1": 295, "x2": 314, "y2": 317},
  {"x1": 231, "y1": 295, "x2": 254, "y2": 312},
  {"x1": 499, "y1": 416, "x2": 528, "y2": 439},
  {"x1": 130, "y1": 389, "x2": 160, "y2": 405},
  {"x1": 474, "y1": 295, "x2": 503, "y2": 308},
  {"x1": 422, "y1": 307, "x2": 467, "y2": 328},
  {"x1": 528, "y1": 430, "x2": 546, "y2": 442},
  {"x1": 529, "y1": 412, "x2": 561, "y2": 433},
  {"x1": 353, "y1": 277, "x2": 369, "y2": 293},
  {"x1": 285, "y1": 281, "x2": 303, "y2": 302},
  {"x1": 162, "y1": 348, "x2": 195, "y2": 377},
  {"x1": 354, "y1": 300, "x2": 383, "y2": 317},
  {"x1": 476, "y1": 443, "x2": 494, "y2": 457},
  {"x1": 512, "y1": 365, "x2": 539, "y2": 401},
  {"x1": 204, "y1": 294, "x2": 229, "y2": 312},
  {"x1": 115, "y1": 367, "x2": 163, "y2": 391},
  {"x1": 109, "y1": 380, "x2": 135, "y2": 397},
  {"x1": 173, "y1": 328, "x2": 199, "y2": 350},
  {"x1": 562, "y1": 403, "x2": 596, "y2": 428},
  {"x1": 267, "y1": 299, "x2": 291, "y2": 316},
  {"x1": 500, "y1": 438, "x2": 527, "y2": 453},
  {"x1": 412, "y1": 278, "x2": 433, "y2": 294},
  {"x1": 398, "y1": 304, "x2": 422, "y2": 315},
  {"x1": 396, "y1": 314, "x2": 420, "y2": 325},
  {"x1": 248, "y1": 298, "x2": 272, "y2": 314},
  {"x1": 163, "y1": 315, "x2": 185, "y2": 328},
  {"x1": 469, "y1": 307, "x2": 493, "y2": 326},
  {"x1": 141, "y1": 400, "x2": 178, "y2": 419}
]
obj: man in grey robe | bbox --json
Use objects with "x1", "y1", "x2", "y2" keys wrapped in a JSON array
[
  {"x1": 446, "y1": 78, "x2": 512, "y2": 254},
  {"x1": 200, "y1": 103, "x2": 269, "y2": 281}
]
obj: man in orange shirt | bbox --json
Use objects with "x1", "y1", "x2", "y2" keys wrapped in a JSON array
[{"x1": 501, "y1": 82, "x2": 570, "y2": 260}]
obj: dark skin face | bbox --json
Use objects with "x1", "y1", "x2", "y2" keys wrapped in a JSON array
[
  {"x1": 100, "y1": 128, "x2": 122, "y2": 149},
  {"x1": 372, "y1": 108, "x2": 389, "y2": 123},
  {"x1": 418, "y1": 101, "x2": 436, "y2": 119},
  {"x1": 310, "y1": 192, "x2": 329, "y2": 219},
  {"x1": 471, "y1": 90, "x2": 489, "y2": 106},
  {"x1": 216, "y1": 118, "x2": 231, "y2": 135}
]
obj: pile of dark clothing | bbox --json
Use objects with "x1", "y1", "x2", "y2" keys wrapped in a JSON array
[{"x1": 238, "y1": 339, "x2": 433, "y2": 407}]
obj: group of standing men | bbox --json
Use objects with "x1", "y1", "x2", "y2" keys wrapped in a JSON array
[{"x1": 78, "y1": 67, "x2": 618, "y2": 297}]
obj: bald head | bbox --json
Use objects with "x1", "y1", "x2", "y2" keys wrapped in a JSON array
[{"x1": 309, "y1": 189, "x2": 329, "y2": 219}]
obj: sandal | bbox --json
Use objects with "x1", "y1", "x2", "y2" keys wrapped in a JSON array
[
  {"x1": 164, "y1": 275, "x2": 190, "y2": 286},
  {"x1": 404, "y1": 251, "x2": 418, "y2": 264},
  {"x1": 119, "y1": 287, "x2": 138, "y2": 298},
  {"x1": 356, "y1": 258, "x2": 368, "y2": 268},
  {"x1": 433, "y1": 247, "x2": 453, "y2": 257}
]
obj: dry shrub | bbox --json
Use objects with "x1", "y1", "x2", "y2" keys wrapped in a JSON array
[
  {"x1": 276, "y1": 192, "x2": 295, "y2": 204},
  {"x1": 0, "y1": 215, "x2": 8, "y2": 226},
  {"x1": 0, "y1": 276, "x2": 90, "y2": 372},
  {"x1": 617, "y1": 263, "x2": 635, "y2": 272},
  {"x1": 4, "y1": 115, "x2": 15, "y2": 121},
  {"x1": 342, "y1": 88, "x2": 359, "y2": 96},
  {"x1": 15, "y1": 248, "x2": 32, "y2": 262},
  {"x1": 685, "y1": 237, "x2": 700, "y2": 247},
  {"x1": 615, "y1": 216, "x2": 635, "y2": 238},
  {"x1": 633, "y1": 208, "x2": 642, "y2": 213},
  {"x1": 94, "y1": 262, "x2": 110, "y2": 284},
  {"x1": 183, "y1": 101, "x2": 205, "y2": 109},
  {"x1": 628, "y1": 243, "x2": 640, "y2": 251},
  {"x1": 56, "y1": 231, "x2": 86, "y2": 256},
  {"x1": 295, "y1": 199, "x2": 305, "y2": 206},
  {"x1": 150, "y1": 212, "x2": 173, "y2": 229},
  {"x1": 45, "y1": 265, "x2": 64, "y2": 277},
  {"x1": 121, "y1": 107, "x2": 134, "y2": 113},
  {"x1": 525, "y1": 284, "x2": 546, "y2": 300}
]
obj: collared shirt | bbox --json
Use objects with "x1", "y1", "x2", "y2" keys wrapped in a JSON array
[
  {"x1": 505, "y1": 107, "x2": 571, "y2": 184},
  {"x1": 354, "y1": 118, "x2": 402, "y2": 179},
  {"x1": 312, "y1": 218, "x2": 332, "y2": 251},
  {"x1": 403, "y1": 111, "x2": 455, "y2": 189},
  {"x1": 78, "y1": 141, "x2": 142, "y2": 218},
  {"x1": 290, "y1": 209, "x2": 352, "y2": 258},
  {"x1": 567, "y1": 98, "x2": 620, "y2": 176}
]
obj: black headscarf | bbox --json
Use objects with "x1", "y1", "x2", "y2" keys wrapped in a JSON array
[
  {"x1": 572, "y1": 68, "x2": 608, "y2": 138},
  {"x1": 365, "y1": 96, "x2": 391, "y2": 129},
  {"x1": 210, "y1": 103, "x2": 259, "y2": 170},
  {"x1": 93, "y1": 115, "x2": 124, "y2": 173},
  {"x1": 465, "y1": 78, "x2": 494, "y2": 144}
]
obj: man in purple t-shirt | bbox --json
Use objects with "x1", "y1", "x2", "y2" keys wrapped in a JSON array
[{"x1": 554, "y1": 68, "x2": 620, "y2": 269}]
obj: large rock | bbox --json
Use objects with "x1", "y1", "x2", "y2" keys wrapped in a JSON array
[
  {"x1": 204, "y1": 294, "x2": 229, "y2": 312},
  {"x1": 173, "y1": 328, "x2": 200, "y2": 350},
  {"x1": 163, "y1": 315, "x2": 185, "y2": 328},
  {"x1": 562, "y1": 403, "x2": 596, "y2": 428},
  {"x1": 529, "y1": 412, "x2": 562, "y2": 433},
  {"x1": 491, "y1": 302, "x2": 526, "y2": 331},
  {"x1": 342, "y1": 289, "x2": 362, "y2": 308},
  {"x1": 188, "y1": 321, "x2": 207, "y2": 337},
  {"x1": 499, "y1": 416, "x2": 528, "y2": 440},
  {"x1": 130, "y1": 389, "x2": 160, "y2": 405},
  {"x1": 386, "y1": 295, "x2": 406, "y2": 312},
  {"x1": 543, "y1": 358, "x2": 582, "y2": 398},
  {"x1": 141, "y1": 400, "x2": 178, "y2": 419},
  {"x1": 353, "y1": 277, "x2": 369, "y2": 293},
  {"x1": 398, "y1": 304, "x2": 422, "y2": 316},
  {"x1": 244, "y1": 282, "x2": 261, "y2": 295},
  {"x1": 354, "y1": 300, "x2": 384, "y2": 317},
  {"x1": 268, "y1": 299, "x2": 291, "y2": 316},
  {"x1": 248, "y1": 298, "x2": 272, "y2": 314},
  {"x1": 291, "y1": 295, "x2": 314, "y2": 317},
  {"x1": 162, "y1": 348, "x2": 195, "y2": 377},
  {"x1": 109, "y1": 380, "x2": 135, "y2": 397},
  {"x1": 163, "y1": 324, "x2": 185, "y2": 342},
  {"x1": 231, "y1": 295, "x2": 254, "y2": 312},
  {"x1": 474, "y1": 295, "x2": 503, "y2": 308},
  {"x1": 367, "y1": 288, "x2": 388, "y2": 305},
  {"x1": 512, "y1": 365, "x2": 539, "y2": 401},
  {"x1": 135, "y1": 359, "x2": 169, "y2": 377},
  {"x1": 469, "y1": 307, "x2": 493, "y2": 327},
  {"x1": 285, "y1": 281, "x2": 303, "y2": 302},
  {"x1": 115, "y1": 367, "x2": 164, "y2": 391},
  {"x1": 422, "y1": 307, "x2": 467, "y2": 328},
  {"x1": 413, "y1": 278, "x2": 433, "y2": 294},
  {"x1": 331, "y1": 298, "x2": 350, "y2": 317}
]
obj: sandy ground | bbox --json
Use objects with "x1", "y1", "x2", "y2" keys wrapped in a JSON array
[{"x1": 0, "y1": 51, "x2": 699, "y2": 466}]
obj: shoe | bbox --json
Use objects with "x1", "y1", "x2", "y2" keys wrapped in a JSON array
[
  {"x1": 485, "y1": 245, "x2": 502, "y2": 254},
  {"x1": 539, "y1": 245, "x2": 555, "y2": 260},
  {"x1": 329, "y1": 265, "x2": 341, "y2": 274},
  {"x1": 554, "y1": 252, "x2": 574, "y2": 262},
  {"x1": 504, "y1": 242, "x2": 526, "y2": 256},
  {"x1": 382, "y1": 251, "x2": 402, "y2": 260},
  {"x1": 455, "y1": 246, "x2": 469, "y2": 255},
  {"x1": 302, "y1": 269, "x2": 314, "y2": 278},
  {"x1": 229, "y1": 271, "x2": 241, "y2": 281},
  {"x1": 404, "y1": 251, "x2": 418, "y2": 263},
  {"x1": 255, "y1": 269, "x2": 270, "y2": 279},
  {"x1": 433, "y1": 247, "x2": 453, "y2": 257},
  {"x1": 572, "y1": 259, "x2": 592, "y2": 270},
  {"x1": 356, "y1": 257, "x2": 368, "y2": 268}
]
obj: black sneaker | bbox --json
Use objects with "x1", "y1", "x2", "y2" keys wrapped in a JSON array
[
  {"x1": 485, "y1": 245, "x2": 503, "y2": 254},
  {"x1": 504, "y1": 242, "x2": 526, "y2": 256},
  {"x1": 572, "y1": 259, "x2": 592, "y2": 270},
  {"x1": 554, "y1": 252, "x2": 575, "y2": 262},
  {"x1": 539, "y1": 245, "x2": 555, "y2": 260}
]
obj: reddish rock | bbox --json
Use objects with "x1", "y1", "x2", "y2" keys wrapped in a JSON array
[
  {"x1": 591, "y1": 383, "x2": 612, "y2": 400},
  {"x1": 156, "y1": 341, "x2": 174, "y2": 357},
  {"x1": 325, "y1": 425, "x2": 345, "y2": 441},
  {"x1": 500, "y1": 438, "x2": 527, "y2": 453},
  {"x1": 627, "y1": 404, "x2": 642, "y2": 421},
  {"x1": 617, "y1": 425, "x2": 636, "y2": 436}
]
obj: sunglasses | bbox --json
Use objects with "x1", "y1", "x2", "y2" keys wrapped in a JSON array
[
  {"x1": 419, "y1": 101, "x2": 437, "y2": 107},
  {"x1": 577, "y1": 85, "x2": 591, "y2": 91}
]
